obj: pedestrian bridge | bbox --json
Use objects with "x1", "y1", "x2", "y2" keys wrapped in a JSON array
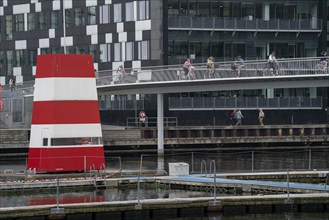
[{"x1": 0, "y1": 57, "x2": 328, "y2": 97}]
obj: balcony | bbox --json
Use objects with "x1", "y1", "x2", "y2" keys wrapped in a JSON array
[{"x1": 168, "y1": 16, "x2": 322, "y2": 35}]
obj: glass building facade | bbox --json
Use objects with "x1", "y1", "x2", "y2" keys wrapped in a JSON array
[{"x1": 0, "y1": 0, "x2": 328, "y2": 126}]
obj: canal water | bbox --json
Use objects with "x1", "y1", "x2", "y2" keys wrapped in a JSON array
[
  {"x1": 1, "y1": 149, "x2": 329, "y2": 173},
  {"x1": 1, "y1": 149, "x2": 329, "y2": 219}
]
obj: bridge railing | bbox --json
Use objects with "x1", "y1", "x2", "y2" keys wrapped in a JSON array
[
  {"x1": 0, "y1": 57, "x2": 326, "y2": 96},
  {"x1": 96, "y1": 57, "x2": 327, "y2": 87}
]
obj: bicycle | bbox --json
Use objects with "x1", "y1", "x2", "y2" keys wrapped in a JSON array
[
  {"x1": 262, "y1": 62, "x2": 284, "y2": 76},
  {"x1": 315, "y1": 62, "x2": 328, "y2": 74}
]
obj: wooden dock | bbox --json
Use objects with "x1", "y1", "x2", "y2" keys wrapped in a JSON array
[
  {"x1": 1, "y1": 171, "x2": 329, "y2": 219},
  {"x1": 1, "y1": 193, "x2": 329, "y2": 219}
]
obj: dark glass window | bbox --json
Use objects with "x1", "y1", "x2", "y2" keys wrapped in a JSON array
[
  {"x1": 198, "y1": 1, "x2": 209, "y2": 17},
  {"x1": 5, "y1": 15, "x2": 13, "y2": 40},
  {"x1": 6, "y1": 51, "x2": 13, "y2": 75},
  {"x1": 27, "y1": 13, "x2": 35, "y2": 30},
  {"x1": 210, "y1": 1, "x2": 220, "y2": 17},
  {"x1": 28, "y1": 49, "x2": 37, "y2": 66},
  {"x1": 38, "y1": 12, "x2": 47, "y2": 29},
  {"x1": 180, "y1": 0, "x2": 188, "y2": 15},
  {"x1": 255, "y1": 3, "x2": 262, "y2": 19},
  {"x1": 74, "y1": 8, "x2": 85, "y2": 26},
  {"x1": 43, "y1": 138, "x2": 48, "y2": 146},
  {"x1": 65, "y1": 9, "x2": 72, "y2": 27},
  {"x1": 15, "y1": 14, "x2": 24, "y2": 31},
  {"x1": 51, "y1": 137, "x2": 101, "y2": 146},
  {"x1": 51, "y1": 11, "x2": 59, "y2": 29},
  {"x1": 220, "y1": 2, "x2": 231, "y2": 17},
  {"x1": 15, "y1": 50, "x2": 25, "y2": 67},
  {"x1": 87, "y1": 6, "x2": 96, "y2": 25},
  {"x1": 241, "y1": 3, "x2": 254, "y2": 19},
  {"x1": 168, "y1": 0, "x2": 179, "y2": 16}
]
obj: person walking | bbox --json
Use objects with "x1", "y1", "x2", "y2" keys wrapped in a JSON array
[
  {"x1": 117, "y1": 65, "x2": 126, "y2": 83},
  {"x1": 183, "y1": 58, "x2": 191, "y2": 75},
  {"x1": 9, "y1": 76, "x2": 16, "y2": 91},
  {"x1": 229, "y1": 109, "x2": 237, "y2": 126},
  {"x1": 206, "y1": 56, "x2": 215, "y2": 78},
  {"x1": 258, "y1": 108, "x2": 264, "y2": 126},
  {"x1": 235, "y1": 108, "x2": 244, "y2": 126}
]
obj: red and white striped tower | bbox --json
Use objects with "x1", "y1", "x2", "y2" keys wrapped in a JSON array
[{"x1": 27, "y1": 54, "x2": 105, "y2": 172}]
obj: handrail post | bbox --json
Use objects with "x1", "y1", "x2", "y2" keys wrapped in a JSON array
[
  {"x1": 308, "y1": 149, "x2": 312, "y2": 170},
  {"x1": 284, "y1": 169, "x2": 292, "y2": 204},
  {"x1": 201, "y1": 160, "x2": 207, "y2": 177},
  {"x1": 135, "y1": 154, "x2": 143, "y2": 210},
  {"x1": 251, "y1": 151, "x2": 254, "y2": 172},
  {"x1": 191, "y1": 152, "x2": 194, "y2": 173},
  {"x1": 208, "y1": 160, "x2": 221, "y2": 208}
]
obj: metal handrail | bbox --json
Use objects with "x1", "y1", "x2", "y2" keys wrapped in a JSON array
[{"x1": 1, "y1": 57, "x2": 326, "y2": 95}]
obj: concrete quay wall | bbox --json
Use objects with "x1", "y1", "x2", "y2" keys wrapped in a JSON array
[
  {"x1": 0, "y1": 124, "x2": 328, "y2": 155},
  {"x1": 1, "y1": 194, "x2": 329, "y2": 219}
]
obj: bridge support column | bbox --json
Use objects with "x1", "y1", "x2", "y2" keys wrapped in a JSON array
[{"x1": 157, "y1": 93, "x2": 164, "y2": 171}]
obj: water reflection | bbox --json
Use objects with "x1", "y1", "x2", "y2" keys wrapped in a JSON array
[
  {"x1": 1, "y1": 149, "x2": 329, "y2": 173},
  {"x1": 0, "y1": 188, "x2": 214, "y2": 208}
]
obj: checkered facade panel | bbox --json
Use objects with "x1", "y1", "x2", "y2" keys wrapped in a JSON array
[{"x1": 0, "y1": 0, "x2": 162, "y2": 84}]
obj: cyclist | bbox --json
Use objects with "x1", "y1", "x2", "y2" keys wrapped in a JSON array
[
  {"x1": 232, "y1": 56, "x2": 244, "y2": 77},
  {"x1": 319, "y1": 51, "x2": 328, "y2": 71},
  {"x1": 267, "y1": 51, "x2": 278, "y2": 75}
]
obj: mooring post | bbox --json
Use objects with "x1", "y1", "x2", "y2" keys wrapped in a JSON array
[{"x1": 251, "y1": 151, "x2": 254, "y2": 172}]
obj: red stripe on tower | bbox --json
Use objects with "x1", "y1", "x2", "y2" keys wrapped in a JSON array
[
  {"x1": 32, "y1": 101, "x2": 100, "y2": 124},
  {"x1": 27, "y1": 54, "x2": 105, "y2": 173}
]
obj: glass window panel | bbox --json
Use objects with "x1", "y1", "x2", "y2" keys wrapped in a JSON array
[
  {"x1": 220, "y1": 2, "x2": 231, "y2": 17},
  {"x1": 189, "y1": 1, "x2": 197, "y2": 16},
  {"x1": 15, "y1": 14, "x2": 24, "y2": 31},
  {"x1": 74, "y1": 8, "x2": 85, "y2": 26},
  {"x1": 51, "y1": 137, "x2": 97, "y2": 146},
  {"x1": 89, "y1": 45, "x2": 97, "y2": 61},
  {"x1": 51, "y1": 11, "x2": 59, "y2": 29},
  {"x1": 0, "y1": 51, "x2": 4, "y2": 69},
  {"x1": 114, "y1": 43, "x2": 121, "y2": 61},
  {"x1": 126, "y1": 2, "x2": 134, "y2": 21},
  {"x1": 40, "y1": 48, "x2": 49, "y2": 55},
  {"x1": 38, "y1": 12, "x2": 47, "y2": 30},
  {"x1": 28, "y1": 49, "x2": 37, "y2": 66},
  {"x1": 100, "y1": 5, "x2": 110, "y2": 24},
  {"x1": 126, "y1": 42, "x2": 134, "y2": 61},
  {"x1": 180, "y1": 0, "x2": 188, "y2": 15},
  {"x1": 5, "y1": 15, "x2": 13, "y2": 40},
  {"x1": 88, "y1": 6, "x2": 96, "y2": 25},
  {"x1": 210, "y1": 1, "x2": 220, "y2": 17},
  {"x1": 137, "y1": 1, "x2": 149, "y2": 20},
  {"x1": 15, "y1": 50, "x2": 25, "y2": 67},
  {"x1": 138, "y1": 41, "x2": 149, "y2": 60},
  {"x1": 107, "y1": 44, "x2": 111, "y2": 62},
  {"x1": 114, "y1": 4, "x2": 122, "y2": 23},
  {"x1": 198, "y1": 2, "x2": 209, "y2": 17},
  {"x1": 65, "y1": 9, "x2": 72, "y2": 27},
  {"x1": 43, "y1": 138, "x2": 48, "y2": 146},
  {"x1": 100, "y1": 44, "x2": 108, "y2": 62},
  {"x1": 168, "y1": 0, "x2": 179, "y2": 16},
  {"x1": 6, "y1": 51, "x2": 14, "y2": 75},
  {"x1": 27, "y1": 13, "x2": 35, "y2": 31}
]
